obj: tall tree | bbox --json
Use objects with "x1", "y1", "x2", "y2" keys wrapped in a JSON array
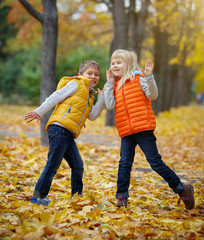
[
  {"x1": 0, "y1": 4, "x2": 17, "y2": 60},
  {"x1": 151, "y1": 0, "x2": 201, "y2": 114},
  {"x1": 93, "y1": 0, "x2": 202, "y2": 122},
  {"x1": 129, "y1": 0, "x2": 150, "y2": 60},
  {"x1": 93, "y1": 0, "x2": 151, "y2": 125},
  {"x1": 105, "y1": 0, "x2": 127, "y2": 126},
  {"x1": 18, "y1": 0, "x2": 58, "y2": 145}
]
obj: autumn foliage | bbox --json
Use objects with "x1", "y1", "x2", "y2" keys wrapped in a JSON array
[{"x1": 0, "y1": 105, "x2": 203, "y2": 239}]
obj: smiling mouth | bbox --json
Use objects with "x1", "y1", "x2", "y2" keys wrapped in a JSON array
[
  {"x1": 113, "y1": 70, "x2": 120, "y2": 75},
  {"x1": 91, "y1": 80, "x2": 97, "y2": 86}
]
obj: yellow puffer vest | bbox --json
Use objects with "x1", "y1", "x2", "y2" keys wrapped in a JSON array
[
  {"x1": 45, "y1": 76, "x2": 94, "y2": 138},
  {"x1": 114, "y1": 74, "x2": 156, "y2": 138}
]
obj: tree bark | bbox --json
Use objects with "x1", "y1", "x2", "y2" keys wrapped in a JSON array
[
  {"x1": 18, "y1": 0, "x2": 43, "y2": 22},
  {"x1": 110, "y1": 0, "x2": 128, "y2": 53},
  {"x1": 152, "y1": 26, "x2": 169, "y2": 115},
  {"x1": 105, "y1": 0, "x2": 128, "y2": 126},
  {"x1": 105, "y1": 0, "x2": 151, "y2": 126},
  {"x1": 152, "y1": 24, "x2": 195, "y2": 114},
  {"x1": 129, "y1": 0, "x2": 150, "y2": 60},
  {"x1": 40, "y1": 0, "x2": 58, "y2": 146},
  {"x1": 18, "y1": 0, "x2": 58, "y2": 146}
]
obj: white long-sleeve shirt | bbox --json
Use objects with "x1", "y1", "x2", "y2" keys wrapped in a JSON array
[
  {"x1": 35, "y1": 81, "x2": 105, "y2": 123},
  {"x1": 104, "y1": 72, "x2": 158, "y2": 110}
]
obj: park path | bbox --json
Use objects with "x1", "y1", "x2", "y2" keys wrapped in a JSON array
[{"x1": 0, "y1": 125, "x2": 119, "y2": 146}]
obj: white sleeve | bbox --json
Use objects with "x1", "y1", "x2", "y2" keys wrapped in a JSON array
[
  {"x1": 35, "y1": 81, "x2": 78, "y2": 117},
  {"x1": 140, "y1": 74, "x2": 158, "y2": 100},
  {"x1": 88, "y1": 94, "x2": 105, "y2": 121},
  {"x1": 104, "y1": 82, "x2": 115, "y2": 110}
]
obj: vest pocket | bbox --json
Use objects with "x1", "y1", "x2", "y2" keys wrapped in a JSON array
[{"x1": 62, "y1": 106, "x2": 72, "y2": 119}]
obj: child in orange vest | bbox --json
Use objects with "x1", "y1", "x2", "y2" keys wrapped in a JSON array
[
  {"x1": 104, "y1": 49, "x2": 194, "y2": 210},
  {"x1": 24, "y1": 60, "x2": 105, "y2": 206}
]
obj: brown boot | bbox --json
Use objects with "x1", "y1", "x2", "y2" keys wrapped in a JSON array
[
  {"x1": 178, "y1": 184, "x2": 195, "y2": 209},
  {"x1": 116, "y1": 196, "x2": 127, "y2": 208}
]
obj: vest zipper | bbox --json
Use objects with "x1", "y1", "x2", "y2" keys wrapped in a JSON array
[
  {"x1": 75, "y1": 88, "x2": 90, "y2": 136},
  {"x1": 122, "y1": 85, "x2": 134, "y2": 134},
  {"x1": 61, "y1": 106, "x2": 72, "y2": 119}
]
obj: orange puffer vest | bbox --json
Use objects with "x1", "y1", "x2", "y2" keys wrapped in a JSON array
[{"x1": 114, "y1": 74, "x2": 156, "y2": 138}]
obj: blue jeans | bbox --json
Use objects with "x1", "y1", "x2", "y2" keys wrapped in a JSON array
[
  {"x1": 34, "y1": 125, "x2": 84, "y2": 198},
  {"x1": 116, "y1": 130, "x2": 184, "y2": 198}
]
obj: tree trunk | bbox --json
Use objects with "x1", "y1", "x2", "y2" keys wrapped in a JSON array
[
  {"x1": 40, "y1": 0, "x2": 58, "y2": 146},
  {"x1": 110, "y1": 0, "x2": 128, "y2": 52},
  {"x1": 172, "y1": 65, "x2": 194, "y2": 108},
  {"x1": 129, "y1": 0, "x2": 150, "y2": 60},
  {"x1": 105, "y1": 0, "x2": 151, "y2": 126},
  {"x1": 153, "y1": 23, "x2": 194, "y2": 114},
  {"x1": 105, "y1": 0, "x2": 128, "y2": 126},
  {"x1": 152, "y1": 26, "x2": 169, "y2": 115},
  {"x1": 18, "y1": 0, "x2": 58, "y2": 146}
]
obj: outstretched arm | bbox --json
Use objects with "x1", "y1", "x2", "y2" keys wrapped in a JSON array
[
  {"x1": 24, "y1": 81, "x2": 78, "y2": 124},
  {"x1": 24, "y1": 111, "x2": 41, "y2": 123}
]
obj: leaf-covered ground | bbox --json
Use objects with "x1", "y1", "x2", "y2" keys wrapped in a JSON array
[{"x1": 0, "y1": 105, "x2": 203, "y2": 240}]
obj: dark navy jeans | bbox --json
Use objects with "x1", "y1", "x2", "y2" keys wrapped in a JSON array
[
  {"x1": 34, "y1": 124, "x2": 84, "y2": 198},
  {"x1": 116, "y1": 130, "x2": 184, "y2": 198}
]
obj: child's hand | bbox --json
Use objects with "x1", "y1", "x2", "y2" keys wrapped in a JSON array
[
  {"x1": 106, "y1": 69, "x2": 115, "y2": 84},
  {"x1": 24, "y1": 111, "x2": 41, "y2": 123},
  {"x1": 144, "y1": 59, "x2": 154, "y2": 75},
  {"x1": 97, "y1": 85, "x2": 105, "y2": 95}
]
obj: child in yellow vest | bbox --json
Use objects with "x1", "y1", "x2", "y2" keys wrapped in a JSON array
[
  {"x1": 24, "y1": 60, "x2": 105, "y2": 206},
  {"x1": 104, "y1": 49, "x2": 194, "y2": 210}
]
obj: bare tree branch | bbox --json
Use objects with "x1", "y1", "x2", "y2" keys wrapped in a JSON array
[{"x1": 18, "y1": 0, "x2": 43, "y2": 23}]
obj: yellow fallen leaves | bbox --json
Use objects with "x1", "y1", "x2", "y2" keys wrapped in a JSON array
[{"x1": 0, "y1": 105, "x2": 204, "y2": 239}]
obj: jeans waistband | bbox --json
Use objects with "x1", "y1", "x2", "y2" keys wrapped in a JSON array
[{"x1": 50, "y1": 124, "x2": 73, "y2": 135}]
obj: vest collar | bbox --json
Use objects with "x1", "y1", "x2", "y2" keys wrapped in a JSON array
[
  {"x1": 67, "y1": 75, "x2": 91, "y2": 86},
  {"x1": 132, "y1": 70, "x2": 143, "y2": 75},
  {"x1": 115, "y1": 70, "x2": 143, "y2": 82},
  {"x1": 78, "y1": 75, "x2": 91, "y2": 86}
]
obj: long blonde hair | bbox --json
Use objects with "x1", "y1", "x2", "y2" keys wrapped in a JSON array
[{"x1": 111, "y1": 49, "x2": 141, "y2": 89}]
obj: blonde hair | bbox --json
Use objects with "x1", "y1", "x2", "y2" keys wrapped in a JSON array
[{"x1": 111, "y1": 49, "x2": 141, "y2": 89}]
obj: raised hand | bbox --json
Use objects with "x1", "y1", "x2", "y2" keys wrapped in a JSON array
[
  {"x1": 106, "y1": 68, "x2": 115, "y2": 84},
  {"x1": 24, "y1": 111, "x2": 41, "y2": 124},
  {"x1": 144, "y1": 59, "x2": 154, "y2": 76}
]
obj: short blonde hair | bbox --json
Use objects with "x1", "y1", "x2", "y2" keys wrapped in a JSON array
[
  {"x1": 111, "y1": 49, "x2": 141, "y2": 89},
  {"x1": 79, "y1": 60, "x2": 100, "y2": 74}
]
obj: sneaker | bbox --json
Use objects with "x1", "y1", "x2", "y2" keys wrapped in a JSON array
[
  {"x1": 36, "y1": 197, "x2": 51, "y2": 206},
  {"x1": 30, "y1": 195, "x2": 39, "y2": 204},
  {"x1": 178, "y1": 184, "x2": 195, "y2": 209},
  {"x1": 116, "y1": 196, "x2": 127, "y2": 208}
]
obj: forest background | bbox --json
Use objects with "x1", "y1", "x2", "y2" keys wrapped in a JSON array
[
  {"x1": 0, "y1": 1, "x2": 204, "y2": 239},
  {"x1": 1, "y1": 0, "x2": 204, "y2": 113},
  {"x1": 1, "y1": 0, "x2": 204, "y2": 145}
]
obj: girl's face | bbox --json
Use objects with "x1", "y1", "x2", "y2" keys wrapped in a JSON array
[{"x1": 110, "y1": 57, "x2": 127, "y2": 78}]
